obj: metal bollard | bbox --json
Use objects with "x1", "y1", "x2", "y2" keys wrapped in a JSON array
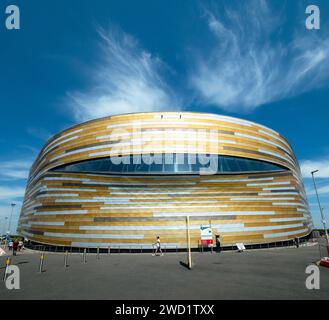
[
  {"x1": 64, "y1": 250, "x2": 69, "y2": 268},
  {"x1": 39, "y1": 254, "x2": 45, "y2": 273},
  {"x1": 3, "y1": 257, "x2": 11, "y2": 281},
  {"x1": 83, "y1": 248, "x2": 87, "y2": 263},
  {"x1": 108, "y1": 246, "x2": 111, "y2": 255},
  {"x1": 97, "y1": 247, "x2": 100, "y2": 259}
]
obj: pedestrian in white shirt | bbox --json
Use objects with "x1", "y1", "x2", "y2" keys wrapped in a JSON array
[{"x1": 152, "y1": 236, "x2": 163, "y2": 256}]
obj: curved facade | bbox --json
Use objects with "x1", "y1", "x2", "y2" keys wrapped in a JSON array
[{"x1": 18, "y1": 112, "x2": 313, "y2": 248}]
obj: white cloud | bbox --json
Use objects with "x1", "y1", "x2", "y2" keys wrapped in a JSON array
[
  {"x1": 302, "y1": 156, "x2": 329, "y2": 197},
  {"x1": 306, "y1": 184, "x2": 329, "y2": 196},
  {"x1": 0, "y1": 204, "x2": 22, "y2": 234},
  {"x1": 68, "y1": 27, "x2": 180, "y2": 122},
  {"x1": 0, "y1": 186, "x2": 25, "y2": 201},
  {"x1": 0, "y1": 160, "x2": 32, "y2": 180},
  {"x1": 315, "y1": 185, "x2": 329, "y2": 195},
  {"x1": 190, "y1": 0, "x2": 329, "y2": 112},
  {"x1": 300, "y1": 156, "x2": 329, "y2": 179},
  {"x1": 0, "y1": 160, "x2": 30, "y2": 233},
  {"x1": 0, "y1": 160, "x2": 31, "y2": 233}
]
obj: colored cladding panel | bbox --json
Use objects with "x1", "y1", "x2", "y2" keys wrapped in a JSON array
[{"x1": 18, "y1": 112, "x2": 313, "y2": 248}]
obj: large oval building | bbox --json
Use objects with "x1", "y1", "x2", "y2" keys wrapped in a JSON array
[{"x1": 18, "y1": 112, "x2": 313, "y2": 249}]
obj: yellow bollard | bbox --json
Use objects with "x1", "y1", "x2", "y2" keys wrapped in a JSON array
[
  {"x1": 186, "y1": 216, "x2": 192, "y2": 269},
  {"x1": 64, "y1": 250, "x2": 68, "y2": 268},
  {"x1": 83, "y1": 248, "x2": 87, "y2": 263},
  {"x1": 3, "y1": 257, "x2": 11, "y2": 281},
  {"x1": 39, "y1": 253, "x2": 45, "y2": 273}
]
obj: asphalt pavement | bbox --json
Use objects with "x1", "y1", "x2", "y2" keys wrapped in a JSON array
[{"x1": 0, "y1": 244, "x2": 328, "y2": 300}]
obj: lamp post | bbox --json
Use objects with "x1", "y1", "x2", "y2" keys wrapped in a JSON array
[
  {"x1": 8, "y1": 203, "x2": 16, "y2": 236},
  {"x1": 311, "y1": 170, "x2": 329, "y2": 243},
  {"x1": 2, "y1": 217, "x2": 8, "y2": 235},
  {"x1": 186, "y1": 216, "x2": 192, "y2": 269},
  {"x1": 3, "y1": 217, "x2": 8, "y2": 248}
]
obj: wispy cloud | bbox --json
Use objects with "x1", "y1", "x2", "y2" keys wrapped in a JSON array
[
  {"x1": 0, "y1": 204, "x2": 22, "y2": 234},
  {"x1": 27, "y1": 127, "x2": 52, "y2": 141},
  {"x1": 0, "y1": 186, "x2": 25, "y2": 201},
  {"x1": 18, "y1": 145, "x2": 40, "y2": 155},
  {"x1": 315, "y1": 185, "x2": 329, "y2": 195},
  {"x1": 300, "y1": 156, "x2": 329, "y2": 179},
  {"x1": 301, "y1": 155, "x2": 329, "y2": 197},
  {"x1": 0, "y1": 160, "x2": 28, "y2": 230},
  {"x1": 68, "y1": 27, "x2": 180, "y2": 122},
  {"x1": 190, "y1": 0, "x2": 329, "y2": 112},
  {"x1": 0, "y1": 160, "x2": 32, "y2": 180},
  {"x1": 307, "y1": 184, "x2": 329, "y2": 196}
]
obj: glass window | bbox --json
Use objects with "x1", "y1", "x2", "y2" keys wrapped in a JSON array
[{"x1": 52, "y1": 153, "x2": 287, "y2": 175}]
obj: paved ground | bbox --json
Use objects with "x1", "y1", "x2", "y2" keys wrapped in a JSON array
[{"x1": 0, "y1": 244, "x2": 328, "y2": 300}]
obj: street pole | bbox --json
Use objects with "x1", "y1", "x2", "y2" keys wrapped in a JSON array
[
  {"x1": 186, "y1": 216, "x2": 192, "y2": 269},
  {"x1": 209, "y1": 218, "x2": 213, "y2": 253},
  {"x1": 8, "y1": 203, "x2": 16, "y2": 236},
  {"x1": 311, "y1": 170, "x2": 329, "y2": 243},
  {"x1": 1, "y1": 217, "x2": 8, "y2": 235},
  {"x1": 3, "y1": 217, "x2": 8, "y2": 248}
]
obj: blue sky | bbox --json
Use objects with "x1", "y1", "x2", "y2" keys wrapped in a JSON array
[{"x1": 1, "y1": 0, "x2": 329, "y2": 232}]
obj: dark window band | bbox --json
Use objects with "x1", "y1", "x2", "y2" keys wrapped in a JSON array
[{"x1": 51, "y1": 153, "x2": 287, "y2": 175}]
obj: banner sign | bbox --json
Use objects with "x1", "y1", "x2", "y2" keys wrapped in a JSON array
[{"x1": 200, "y1": 225, "x2": 213, "y2": 245}]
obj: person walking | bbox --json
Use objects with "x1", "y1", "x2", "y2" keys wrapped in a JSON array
[
  {"x1": 216, "y1": 234, "x2": 221, "y2": 253},
  {"x1": 12, "y1": 239, "x2": 19, "y2": 256},
  {"x1": 152, "y1": 236, "x2": 163, "y2": 256},
  {"x1": 18, "y1": 240, "x2": 23, "y2": 251}
]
